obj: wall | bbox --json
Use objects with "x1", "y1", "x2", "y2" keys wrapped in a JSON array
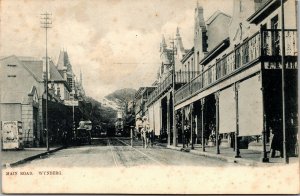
[{"x1": 207, "y1": 13, "x2": 231, "y2": 51}]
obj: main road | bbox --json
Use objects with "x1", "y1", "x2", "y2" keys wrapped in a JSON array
[{"x1": 19, "y1": 137, "x2": 232, "y2": 167}]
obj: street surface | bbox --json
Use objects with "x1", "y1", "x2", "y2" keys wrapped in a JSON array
[{"x1": 18, "y1": 137, "x2": 232, "y2": 167}]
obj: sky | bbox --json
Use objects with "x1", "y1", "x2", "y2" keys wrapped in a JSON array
[{"x1": 0, "y1": 0, "x2": 233, "y2": 101}]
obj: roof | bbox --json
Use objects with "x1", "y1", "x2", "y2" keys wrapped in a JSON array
[
  {"x1": 181, "y1": 47, "x2": 194, "y2": 64},
  {"x1": 21, "y1": 60, "x2": 44, "y2": 81},
  {"x1": 21, "y1": 58, "x2": 65, "y2": 82},
  {"x1": 247, "y1": 0, "x2": 282, "y2": 24},
  {"x1": 200, "y1": 38, "x2": 230, "y2": 65},
  {"x1": 57, "y1": 50, "x2": 72, "y2": 73},
  {"x1": 206, "y1": 10, "x2": 231, "y2": 25},
  {"x1": 49, "y1": 60, "x2": 65, "y2": 81}
]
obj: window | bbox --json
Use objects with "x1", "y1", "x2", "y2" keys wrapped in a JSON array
[
  {"x1": 216, "y1": 61, "x2": 221, "y2": 79},
  {"x1": 197, "y1": 52, "x2": 200, "y2": 73},
  {"x1": 202, "y1": 31, "x2": 208, "y2": 52},
  {"x1": 8, "y1": 75, "x2": 16, "y2": 77},
  {"x1": 242, "y1": 42, "x2": 249, "y2": 64},
  {"x1": 261, "y1": 24, "x2": 268, "y2": 55},
  {"x1": 271, "y1": 15, "x2": 280, "y2": 55}
]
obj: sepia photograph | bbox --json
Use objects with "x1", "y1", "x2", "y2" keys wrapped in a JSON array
[{"x1": 0, "y1": 0, "x2": 299, "y2": 194}]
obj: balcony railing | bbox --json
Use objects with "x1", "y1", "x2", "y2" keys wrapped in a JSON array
[
  {"x1": 146, "y1": 71, "x2": 201, "y2": 106},
  {"x1": 175, "y1": 29, "x2": 297, "y2": 105},
  {"x1": 176, "y1": 71, "x2": 201, "y2": 83},
  {"x1": 146, "y1": 73, "x2": 172, "y2": 106}
]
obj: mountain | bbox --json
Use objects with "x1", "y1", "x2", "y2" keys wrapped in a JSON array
[
  {"x1": 105, "y1": 88, "x2": 137, "y2": 108},
  {"x1": 85, "y1": 96, "x2": 117, "y2": 131}
]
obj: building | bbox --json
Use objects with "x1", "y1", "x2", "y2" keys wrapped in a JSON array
[
  {"x1": 173, "y1": 0, "x2": 297, "y2": 159},
  {"x1": 146, "y1": 28, "x2": 196, "y2": 143},
  {"x1": 135, "y1": 87, "x2": 155, "y2": 119},
  {"x1": 0, "y1": 51, "x2": 89, "y2": 147}
]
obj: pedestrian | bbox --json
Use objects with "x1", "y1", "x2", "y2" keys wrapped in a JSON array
[
  {"x1": 270, "y1": 119, "x2": 283, "y2": 158},
  {"x1": 145, "y1": 127, "x2": 150, "y2": 148},
  {"x1": 149, "y1": 129, "x2": 154, "y2": 147},
  {"x1": 184, "y1": 125, "x2": 191, "y2": 147},
  {"x1": 141, "y1": 128, "x2": 145, "y2": 147}
]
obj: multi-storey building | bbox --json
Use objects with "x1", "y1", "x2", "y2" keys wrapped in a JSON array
[
  {"x1": 0, "y1": 50, "x2": 88, "y2": 147},
  {"x1": 174, "y1": 0, "x2": 297, "y2": 159}
]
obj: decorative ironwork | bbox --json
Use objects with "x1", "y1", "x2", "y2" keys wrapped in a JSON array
[{"x1": 175, "y1": 29, "x2": 297, "y2": 105}]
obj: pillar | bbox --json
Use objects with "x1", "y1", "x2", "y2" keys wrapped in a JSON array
[
  {"x1": 181, "y1": 108, "x2": 185, "y2": 148},
  {"x1": 201, "y1": 98, "x2": 205, "y2": 152},
  {"x1": 234, "y1": 83, "x2": 241, "y2": 158},
  {"x1": 167, "y1": 95, "x2": 171, "y2": 146},
  {"x1": 173, "y1": 94, "x2": 177, "y2": 147},
  {"x1": 190, "y1": 103, "x2": 194, "y2": 149},
  {"x1": 215, "y1": 92, "x2": 220, "y2": 154},
  {"x1": 260, "y1": 61, "x2": 269, "y2": 162}
]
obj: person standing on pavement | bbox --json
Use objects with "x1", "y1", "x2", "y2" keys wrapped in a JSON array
[
  {"x1": 270, "y1": 118, "x2": 283, "y2": 158},
  {"x1": 184, "y1": 125, "x2": 191, "y2": 147},
  {"x1": 149, "y1": 129, "x2": 154, "y2": 147}
]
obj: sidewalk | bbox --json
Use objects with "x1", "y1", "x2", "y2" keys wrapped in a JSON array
[
  {"x1": 157, "y1": 142, "x2": 298, "y2": 166},
  {"x1": 1, "y1": 146, "x2": 64, "y2": 167}
]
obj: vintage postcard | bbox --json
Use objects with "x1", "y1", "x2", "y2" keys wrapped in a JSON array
[{"x1": 0, "y1": 0, "x2": 299, "y2": 194}]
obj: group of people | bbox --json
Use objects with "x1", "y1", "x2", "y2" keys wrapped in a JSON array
[
  {"x1": 182, "y1": 121, "x2": 218, "y2": 147},
  {"x1": 136, "y1": 115, "x2": 155, "y2": 148}
]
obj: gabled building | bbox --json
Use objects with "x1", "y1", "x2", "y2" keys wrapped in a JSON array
[
  {"x1": 174, "y1": 0, "x2": 297, "y2": 159},
  {"x1": 0, "y1": 50, "x2": 89, "y2": 147}
]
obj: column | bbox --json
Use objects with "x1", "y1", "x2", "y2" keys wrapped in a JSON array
[
  {"x1": 215, "y1": 92, "x2": 220, "y2": 154},
  {"x1": 234, "y1": 83, "x2": 241, "y2": 158},
  {"x1": 260, "y1": 64, "x2": 269, "y2": 162},
  {"x1": 167, "y1": 95, "x2": 171, "y2": 146},
  {"x1": 173, "y1": 110, "x2": 177, "y2": 147},
  {"x1": 190, "y1": 103, "x2": 194, "y2": 149},
  {"x1": 181, "y1": 108, "x2": 185, "y2": 148},
  {"x1": 159, "y1": 102, "x2": 162, "y2": 140},
  {"x1": 173, "y1": 94, "x2": 177, "y2": 147},
  {"x1": 201, "y1": 98, "x2": 205, "y2": 152}
]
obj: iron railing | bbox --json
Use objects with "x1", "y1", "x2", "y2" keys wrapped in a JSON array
[
  {"x1": 175, "y1": 29, "x2": 297, "y2": 105},
  {"x1": 146, "y1": 71, "x2": 201, "y2": 106}
]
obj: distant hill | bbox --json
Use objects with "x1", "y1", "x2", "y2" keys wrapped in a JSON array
[
  {"x1": 85, "y1": 96, "x2": 117, "y2": 131},
  {"x1": 105, "y1": 88, "x2": 137, "y2": 107},
  {"x1": 84, "y1": 88, "x2": 136, "y2": 132}
]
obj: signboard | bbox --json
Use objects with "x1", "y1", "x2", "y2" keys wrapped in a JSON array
[
  {"x1": 2, "y1": 121, "x2": 23, "y2": 149},
  {"x1": 64, "y1": 100, "x2": 79, "y2": 106},
  {"x1": 117, "y1": 111, "x2": 122, "y2": 119}
]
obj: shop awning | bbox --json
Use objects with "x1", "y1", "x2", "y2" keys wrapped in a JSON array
[
  {"x1": 219, "y1": 85, "x2": 236, "y2": 134},
  {"x1": 238, "y1": 74, "x2": 263, "y2": 136}
]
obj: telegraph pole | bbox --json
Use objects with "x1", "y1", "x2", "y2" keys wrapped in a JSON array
[
  {"x1": 170, "y1": 37, "x2": 177, "y2": 147},
  {"x1": 41, "y1": 12, "x2": 52, "y2": 152}
]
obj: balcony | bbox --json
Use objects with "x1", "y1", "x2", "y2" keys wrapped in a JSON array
[
  {"x1": 146, "y1": 71, "x2": 201, "y2": 106},
  {"x1": 175, "y1": 29, "x2": 297, "y2": 105}
]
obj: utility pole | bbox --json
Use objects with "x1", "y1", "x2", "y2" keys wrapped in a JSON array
[
  {"x1": 41, "y1": 12, "x2": 52, "y2": 152},
  {"x1": 170, "y1": 37, "x2": 177, "y2": 146}
]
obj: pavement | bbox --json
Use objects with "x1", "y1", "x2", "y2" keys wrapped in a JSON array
[
  {"x1": 4, "y1": 138, "x2": 231, "y2": 168},
  {"x1": 159, "y1": 142, "x2": 299, "y2": 166},
  {"x1": 1, "y1": 138, "x2": 298, "y2": 168},
  {"x1": 1, "y1": 146, "x2": 64, "y2": 168}
]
